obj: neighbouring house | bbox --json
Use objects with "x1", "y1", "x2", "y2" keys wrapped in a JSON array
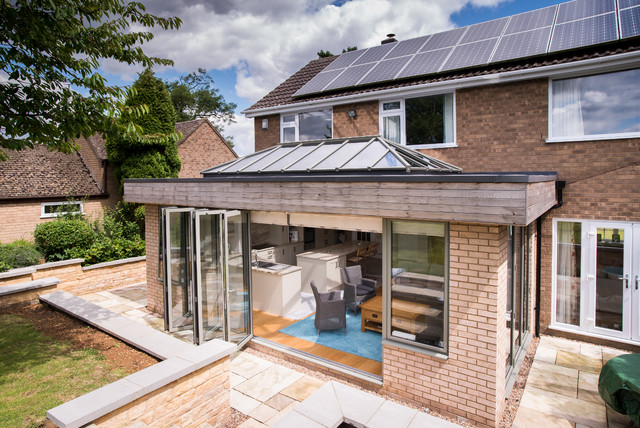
[
  {"x1": 0, "y1": 118, "x2": 237, "y2": 243},
  {"x1": 123, "y1": 0, "x2": 640, "y2": 427}
]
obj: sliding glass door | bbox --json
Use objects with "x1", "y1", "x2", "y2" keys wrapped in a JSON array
[{"x1": 163, "y1": 208, "x2": 252, "y2": 345}]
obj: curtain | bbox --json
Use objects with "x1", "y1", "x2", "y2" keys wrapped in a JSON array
[
  {"x1": 383, "y1": 115, "x2": 401, "y2": 143},
  {"x1": 552, "y1": 79, "x2": 584, "y2": 138},
  {"x1": 556, "y1": 222, "x2": 580, "y2": 325}
]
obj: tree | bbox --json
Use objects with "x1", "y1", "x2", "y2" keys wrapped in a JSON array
[
  {"x1": 165, "y1": 68, "x2": 236, "y2": 124},
  {"x1": 0, "y1": 0, "x2": 182, "y2": 161},
  {"x1": 317, "y1": 46, "x2": 358, "y2": 58},
  {"x1": 105, "y1": 69, "x2": 181, "y2": 190}
]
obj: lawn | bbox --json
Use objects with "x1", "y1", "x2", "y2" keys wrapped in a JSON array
[{"x1": 0, "y1": 306, "x2": 157, "y2": 427}]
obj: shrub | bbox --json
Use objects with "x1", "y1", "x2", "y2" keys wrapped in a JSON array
[
  {"x1": 83, "y1": 237, "x2": 145, "y2": 265},
  {"x1": 34, "y1": 219, "x2": 97, "y2": 261},
  {"x1": 0, "y1": 240, "x2": 43, "y2": 271}
]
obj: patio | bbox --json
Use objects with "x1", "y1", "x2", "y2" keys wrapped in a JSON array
[{"x1": 83, "y1": 284, "x2": 637, "y2": 427}]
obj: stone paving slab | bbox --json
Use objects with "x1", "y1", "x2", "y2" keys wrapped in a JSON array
[{"x1": 39, "y1": 290, "x2": 193, "y2": 360}]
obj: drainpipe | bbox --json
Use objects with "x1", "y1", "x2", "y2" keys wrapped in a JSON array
[
  {"x1": 552, "y1": 180, "x2": 565, "y2": 209},
  {"x1": 535, "y1": 217, "x2": 542, "y2": 337},
  {"x1": 102, "y1": 160, "x2": 108, "y2": 195}
]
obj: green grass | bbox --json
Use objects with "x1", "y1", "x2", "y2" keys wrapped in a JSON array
[{"x1": 0, "y1": 314, "x2": 125, "y2": 427}]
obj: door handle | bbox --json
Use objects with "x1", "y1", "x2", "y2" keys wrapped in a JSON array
[
  {"x1": 636, "y1": 275, "x2": 639, "y2": 290},
  {"x1": 619, "y1": 274, "x2": 629, "y2": 289}
]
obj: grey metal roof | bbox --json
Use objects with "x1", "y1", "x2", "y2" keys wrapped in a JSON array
[{"x1": 202, "y1": 136, "x2": 462, "y2": 176}]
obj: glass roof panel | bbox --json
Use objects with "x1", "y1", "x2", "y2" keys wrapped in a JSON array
[
  {"x1": 374, "y1": 153, "x2": 405, "y2": 168},
  {"x1": 220, "y1": 148, "x2": 276, "y2": 172},
  {"x1": 341, "y1": 141, "x2": 395, "y2": 169},
  {"x1": 262, "y1": 145, "x2": 318, "y2": 171},
  {"x1": 245, "y1": 145, "x2": 297, "y2": 171},
  {"x1": 286, "y1": 142, "x2": 343, "y2": 170},
  {"x1": 313, "y1": 141, "x2": 369, "y2": 170}
]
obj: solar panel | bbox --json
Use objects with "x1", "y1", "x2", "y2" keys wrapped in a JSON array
[
  {"x1": 442, "y1": 39, "x2": 498, "y2": 71},
  {"x1": 461, "y1": 17, "x2": 509, "y2": 43},
  {"x1": 549, "y1": 13, "x2": 617, "y2": 52},
  {"x1": 556, "y1": 0, "x2": 615, "y2": 24},
  {"x1": 491, "y1": 27, "x2": 552, "y2": 62},
  {"x1": 397, "y1": 48, "x2": 453, "y2": 79},
  {"x1": 620, "y1": 0, "x2": 640, "y2": 8},
  {"x1": 620, "y1": 6, "x2": 640, "y2": 38},
  {"x1": 352, "y1": 43, "x2": 397, "y2": 66},
  {"x1": 420, "y1": 27, "x2": 467, "y2": 51},
  {"x1": 358, "y1": 56, "x2": 412, "y2": 85},
  {"x1": 323, "y1": 64, "x2": 372, "y2": 91},
  {"x1": 384, "y1": 36, "x2": 431, "y2": 59},
  {"x1": 322, "y1": 49, "x2": 364, "y2": 71},
  {"x1": 295, "y1": 69, "x2": 344, "y2": 96},
  {"x1": 504, "y1": 6, "x2": 557, "y2": 34}
]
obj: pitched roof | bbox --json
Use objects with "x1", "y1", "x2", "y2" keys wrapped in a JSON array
[
  {"x1": 203, "y1": 136, "x2": 461, "y2": 176},
  {"x1": 246, "y1": 41, "x2": 640, "y2": 113},
  {"x1": 175, "y1": 118, "x2": 207, "y2": 146},
  {"x1": 0, "y1": 145, "x2": 102, "y2": 200},
  {"x1": 84, "y1": 134, "x2": 107, "y2": 160}
]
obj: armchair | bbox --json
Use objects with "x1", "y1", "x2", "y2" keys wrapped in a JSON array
[
  {"x1": 310, "y1": 281, "x2": 346, "y2": 334},
  {"x1": 341, "y1": 265, "x2": 377, "y2": 314}
]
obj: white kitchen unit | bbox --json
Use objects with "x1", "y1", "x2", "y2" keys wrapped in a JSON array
[
  {"x1": 297, "y1": 241, "x2": 368, "y2": 293},
  {"x1": 252, "y1": 265, "x2": 302, "y2": 317}
]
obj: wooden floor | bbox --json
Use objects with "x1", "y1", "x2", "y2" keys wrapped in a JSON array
[{"x1": 252, "y1": 310, "x2": 383, "y2": 377}]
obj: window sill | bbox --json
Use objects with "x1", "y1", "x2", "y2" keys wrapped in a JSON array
[
  {"x1": 546, "y1": 133, "x2": 640, "y2": 144},
  {"x1": 404, "y1": 143, "x2": 457, "y2": 150},
  {"x1": 381, "y1": 338, "x2": 448, "y2": 360}
]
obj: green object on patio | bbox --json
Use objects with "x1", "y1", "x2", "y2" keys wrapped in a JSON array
[{"x1": 598, "y1": 353, "x2": 640, "y2": 426}]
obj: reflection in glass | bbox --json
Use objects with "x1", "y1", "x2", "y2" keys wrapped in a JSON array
[
  {"x1": 168, "y1": 211, "x2": 194, "y2": 337},
  {"x1": 406, "y1": 93, "x2": 454, "y2": 145},
  {"x1": 299, "y1": 110, "x2": 332, "y2": 140},
  {"x1": 556, "y1": 221, "x2": 581, "y2": 325},
  {"x1": 199, "y1": 214, "x2": 224, "y2": 342},
  {"x1": 390, "y1": 221, "x2": 446, "y2": 351},
  {"x1": 227, "y1": 213, "x2": 250, "y2": 344},
  {"x1": 595, "y1": 227, "x2": 624, "y2": 331},
  {"x1": 383, "y1": 115, "x2": 401, "y2": 143}
]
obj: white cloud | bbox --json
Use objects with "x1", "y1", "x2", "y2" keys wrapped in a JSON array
[
  {"x1": 226, "y1": 116, "x2": 255, "y2": 156},
  {"x1": 123, "y1": 0, "x2": 509, "y2": 103}
]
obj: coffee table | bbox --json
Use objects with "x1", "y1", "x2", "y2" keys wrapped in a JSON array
[{"x1": 360, "y1": 295, "x2": 382, "y2": 332}]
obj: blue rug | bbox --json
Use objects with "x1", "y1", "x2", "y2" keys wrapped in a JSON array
[{"x1": 279, "y1": 312, "x2": 382, "y2": 362}]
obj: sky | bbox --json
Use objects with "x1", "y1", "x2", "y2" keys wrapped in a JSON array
[{"x1": 100, "y1": 0, "x2": 563, "y2": 155}]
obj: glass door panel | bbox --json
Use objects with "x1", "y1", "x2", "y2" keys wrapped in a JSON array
[
  {"x1": 632, "y1": 224, "x2": 640, "y2": 341},
  {"x1": 590, "y1": 223, "x2": 631, "y2": 338},
  {"x1": 164, "y1": 208, "x2": 195, "y2": 342},
  {"x1": 226, "y1": 211, "x2": 251, "y2": 345},
  {"x1": 195, "y1": 212, "x2": 224, "y2": 344}
]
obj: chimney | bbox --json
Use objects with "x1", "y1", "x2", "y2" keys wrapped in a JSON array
[{"x1": 381, "y1": 33, "x2": 397, "y2": 45}]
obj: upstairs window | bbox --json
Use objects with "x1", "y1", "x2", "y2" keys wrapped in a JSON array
[
  {"x1": 281, "y1": 109, "x2": 332, "y2": 142},
  {"x1": 380, "y1": 93, "x2": 455, "y2": 148},
  {"x1": 550, "y1": 68, "x2": 640, "y2": 140}
]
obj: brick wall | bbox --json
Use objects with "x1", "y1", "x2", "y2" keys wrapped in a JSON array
[
  {"x1": 0, "y1": 198, "x2": 111, "y2": 243},
  {"x1": 89, "y1": 356, "x2": 230, "y2": 427},
  {"x1": 145, "y1": 204, "x2": 164, "y2": 315},
  {"x1": 333, "y1": 101, "x2": 379, "y2": 138},
  {"x1": 178, "y1": 122, "x2": 237, "y2": 178},
  {"x1": 383, "y1": 223, "x2": 508, "y2": 428},
  {"x1": 0, "y1": 257, "x2": 146, "y2": 302},
  {"x1": 254, "y1": 114, "x2": 281, "y2": 152}
]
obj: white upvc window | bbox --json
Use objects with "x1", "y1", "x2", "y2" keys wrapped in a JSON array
[
  {"x1": 40, "y1": 201, "x2": 84, "y2": 218},
  {"x1": 280, "y1": 109, "x2": 333, "y2": 142},
  {"x1": 549, "y1": 68, "x2": 640, "y2": 142},
  {"x1": 379, "y1": 92, "x2": 456, "y2": 148}
]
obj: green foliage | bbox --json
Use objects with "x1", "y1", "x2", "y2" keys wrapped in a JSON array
[
  {"x1": 342, "y1": 46, "x2": 358, "y2": 53},
  {"x1": 0, "y1": 0, "x2": 181, "y2": 161},
  {"x1": 317, "y1": 49, "x2": 334, "y2": 58},
  {"x1": 83, "y1": 237, "x2": 145, "y2": 265},
  {"x1": 33, "y1": 219, "x2": 97, "y2": 262},
  {"x1": 165, "y1": 68, "x2": 236, "y2": 124},
  {"x1": 0, "y1": 241, "x2": 43, "y2": 271},
  {"x1": 106, "y1": 69, "x2": 181, "y2": 190}
]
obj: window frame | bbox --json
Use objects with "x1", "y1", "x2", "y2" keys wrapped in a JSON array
[
  {"x1": 280, "y1": 108, "x2": 333, "y2": 143},
  {"x1": 378, "y1": 91, "x2": 457, "y2": 149},
  {"x1": 40, "y1": 201, "x2": 84, "y2": 218},
  {"x1": 383, "y1": 219, "x2": 449, "y2": 356},
  {"x1": 547, "y1": 68, "x2": 640, "y2": 143}
]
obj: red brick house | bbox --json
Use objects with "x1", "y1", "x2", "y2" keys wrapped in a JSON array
[
  {"x1": 124, "y1": 1, "x2": 640, "y2": 426},
  {"x1": 0, "y1": 118, "x2": 237, "y2": 242}
]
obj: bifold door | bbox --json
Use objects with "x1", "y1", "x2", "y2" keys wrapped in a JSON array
[{"x1": 162, "y1": 208, "x2": 251, "y2": 346}]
